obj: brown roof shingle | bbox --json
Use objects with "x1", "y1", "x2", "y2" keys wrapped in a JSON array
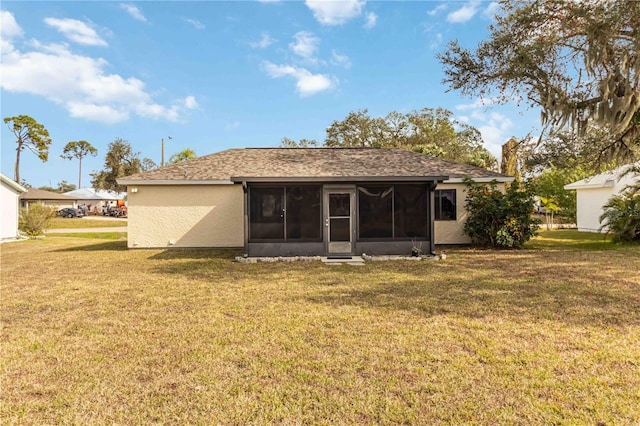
[
  {"x1": 119, "y1": 148, "x2": 511, "y2": 183},
  {"x1": 19, "y1": 188, "x2": 77, "y2": 201}
]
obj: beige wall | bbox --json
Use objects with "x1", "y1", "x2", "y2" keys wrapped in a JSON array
[
  {"x1": 126, "y1": 184, "x2": 244, "y2": 248},
  {"x1": 434, "y1": 182, "x2": 471, "y2": 245}
]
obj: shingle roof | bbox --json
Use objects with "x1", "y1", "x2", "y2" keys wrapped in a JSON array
[
  {"x1": 119, "y1": 148, "x2": 511, "y2": 183},
  {"x1": 19, "y1": 188, "x2": 77, "y2": 201}
]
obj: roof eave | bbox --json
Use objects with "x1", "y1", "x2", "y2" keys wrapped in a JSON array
[
  {"x1": 230, "y1": 176, "x2": 450, "y2": 183},
  {"x1": 117, "y1": 179, "x2": 235, "y2": 186},
  {"x1": 443, "y1": 177, "x2": 514, "y2": 183},
  {"x1": 0, "y1": 174, "x2": 27, "y2": 193}
]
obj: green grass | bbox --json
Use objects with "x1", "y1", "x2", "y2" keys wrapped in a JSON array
[
  {"x1": 48, "y1": 217, "x2": 127, "y2": 229},
  {"x1": 526, "y1": 229, "x2": 629, "y2": 251},
  {"x1": 1, "y1": 233, "x2": 639, "y2": 424}
]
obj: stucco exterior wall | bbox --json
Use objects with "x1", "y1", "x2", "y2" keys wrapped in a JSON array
[
  {"x1": 434, "y1": 182, "x2": 471, "y2": 245},
  {"x1": 126, "y1": 184, "x2": 244, "y2": 248},
  {"x1": 1, "y1": 180, "x2": 21, "y2": 240},
  {"x1": 575, "y1": 187, "x2": 614, "y2": 232}
]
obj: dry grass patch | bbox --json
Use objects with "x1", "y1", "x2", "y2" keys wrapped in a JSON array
[{"x1": 1, "y1": 233, "x2": 639, "y2": 424}]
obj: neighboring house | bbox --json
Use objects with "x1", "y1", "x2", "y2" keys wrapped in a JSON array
[
  {"x1": 118, "y1": 148, "x2": 513, "y2": 256},
  {"x1": 564, "y1": 162, "x2": 639, "y2": 232},
  {"x1": 62, "y1": 188, "x2": 126, "y2": 214},
  {"x1": 1, "y1": 173, "x2": 27, "y2": 241},
  {"x1": 19, "y1": 188, "x2": 76, "y2": 211}
]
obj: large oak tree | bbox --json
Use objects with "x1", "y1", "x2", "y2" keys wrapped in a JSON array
[{"x1": 438, "y1": 0, "x2": 640, "y2": 161}]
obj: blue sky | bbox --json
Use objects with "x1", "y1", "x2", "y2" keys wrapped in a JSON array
[{"x1": 1, "y1": 1, "x2": 541, "y2": 188}]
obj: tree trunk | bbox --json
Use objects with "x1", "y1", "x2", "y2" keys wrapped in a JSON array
[
  {"x1": 78, "y1": 156, "x2": 82, "y2": 188},
  {"x1": 14, "y1": 142, "x2": 22, "y2": 183}
]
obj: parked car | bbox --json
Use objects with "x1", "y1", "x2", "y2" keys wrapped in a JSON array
[{"x1": 59, "y1": 208, "x2": 85, "y2": 218}]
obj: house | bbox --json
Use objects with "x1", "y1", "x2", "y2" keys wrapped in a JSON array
[
  {"x1": 118, "y1": 148, "x2": 513, "y2": 256},
  {"x1": 564, "y1": 162, "x2": 639, "y2": 232},
  {"x1": 62, "y1": 188, "x2": 126, "y2": 214},
  {"x1": 1, "y1": 173, "x2": 27, "y2": 241},
  {"x1": 19, "y1": 188, "x2": 76, "y2": 211}
]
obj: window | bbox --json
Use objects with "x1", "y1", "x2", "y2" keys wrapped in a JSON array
[
  {"x1": 358, "y1": 184, "x2": 429, "y2": 240},
  {"x1": 286, "y1": 186, "x2": 321, "y2": 240},
  {"x1": 358, "y1": 186, "x2": 393, "y2": 238},
  {"x1": 394, "y1": 184, "x2": 428, "y2": 238},
  {"x1": 435, "y1": 189, "x2": 456, "y2": 220},
  {"x1": 250, "y1": 187, "x2": 284, "y2": 240},
  {"x1": 249, "y1": 185, "x2": 322, "y2": 242}
]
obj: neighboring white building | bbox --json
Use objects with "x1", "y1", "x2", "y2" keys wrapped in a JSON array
[
  {"x1": 564, "y1": 163, "x2": 639, "y2": 232},
  {"x1": 1, "y1": 173, "x2": 27, "y2": 241}
]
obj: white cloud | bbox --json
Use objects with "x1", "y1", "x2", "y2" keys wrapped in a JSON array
[
  {"x1": 0, "y1": 16, "x2": 195, "y2": 124},
  {"x1": 250, "y1": 32, "x2": 275, "y2": 49},
  {"x1": 478, "y1": 112, "x2": 513, "y2": 155},
  {"x1": 305, "y1": 0, "x2": 366, "y2": 25},
  {"x1": 429, "y1": 33, "x2": 443, "y2": 50},
  {"x1": 456, "y1": 99, "x2": 513, "y2": 156},
  {"x1": 1, "y1": 10, "x2": 23, "y2": 53},
  {"x1": 262, "y1": 61, "x2": 334, "y2": 97},
  {"x1": 364, "y1": 12, "x2": 377, "y2": 29},
  {"x1": 447, "y1": 1, "x2": 480, "y2": 23},
  {"x1": 44, "y1": 18, "x2": 107, "y2": 47},
  {"x1": 225, "y1": 121, "x2": 240, "y2": 131},
  {"x1": 183, "y1": 96, "x2": 198, "y2": 109},
  {"x1": 483, "y1": 2, "x2": 500, "y2": 19},
  {"x1": 289, "y1": 31, "x2": 320, "y2": 63},
  {"x1": 184, "y1": 18, "x2": 205, "y2": 30},
  {"x1": 331, "y1": 50, "x2": 351, "y2": 69},
  {"x1": 427, "y1": 4, "x2": 447, "y2": 16},
  {"x1": 120, "y1": 4, "x2": 147, "y2": 23},
  {"x1": 1, "y1": 10, "x2": 24, "y2": 39}
]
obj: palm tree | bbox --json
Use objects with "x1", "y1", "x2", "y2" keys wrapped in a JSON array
[{"x1": 599, "y1": 184, "x2": 640, "y2": 242}]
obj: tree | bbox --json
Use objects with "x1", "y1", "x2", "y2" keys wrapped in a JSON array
[
  {"x1": 530, "y1": 166, "x2": 588, "y2": 222},
  {"x1": 90, "y1": 138, "x2": 154, "y2": 192},
  {"x1": 57, "y1": 180, "x2": 76, "y2": 193},
  {"x1": 438, "y1": 0, "x2": 640, "y2": 161},
  {"x1": 61, "y1": 141, "x2": 98, "y2": 188},
  {"x1": 322, "y1": 108, "x2": 498, "y2": 169},
  {"x1": 4, "y1": 115, "x2": 52, "y2": 182},
  {"x1": 599, "y1": 183, "x2": 640, "y2": 242},
  {"x1": 280, "y1": 138, "x2": 320, "y2": 148},
  {"x1": 463, "y1": 178, "x2": 539, "y2": 248},
  {"x1": 168, "y1": 148, "x2": 198, "y2": 164},
  {"x1": 325, "y1": 109, "x2": 390, "y2": 148}
]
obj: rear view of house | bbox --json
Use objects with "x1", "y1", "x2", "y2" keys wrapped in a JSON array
[{"x1": 119, "y1": 148, "x2": 512, "y2": 256}]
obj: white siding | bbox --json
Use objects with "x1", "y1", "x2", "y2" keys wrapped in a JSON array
[{"x1": 1, "y1": 180, "x2": 21, "y2": 240}]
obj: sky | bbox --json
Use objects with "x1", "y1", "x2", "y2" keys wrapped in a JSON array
[{"x1": 1, "y1": 1, "x2": 542, "y2": 189}]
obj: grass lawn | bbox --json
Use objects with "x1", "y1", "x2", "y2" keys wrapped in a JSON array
[
  {"x1": 48, "y1": 217, "x2": 127, "y2": 229},
  {"x1": 1, "y1": 231, "x2": 639, "y2": 424}
]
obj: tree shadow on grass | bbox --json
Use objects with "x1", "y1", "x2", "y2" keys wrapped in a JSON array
[
  {"x1": 54, "y1": 240, "x2": 129, "y2": 252},
  {"x1": 148, "y1": 248, "x2": 242, "y2": 261}
]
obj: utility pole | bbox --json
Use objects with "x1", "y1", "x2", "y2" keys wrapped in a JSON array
[{"x1": 161, "y1": 135, "x2": 172, "y2": 167}]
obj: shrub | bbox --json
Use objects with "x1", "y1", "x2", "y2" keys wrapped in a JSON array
[
  {"x1": 599, "y1": 183, "x2": 640, "y2": 242},
  {"x1": 19, "y1": 205, "x2": 57, "y2": 237},
  {"x1": 463, "y1": 179, "x2": 539, "y2": 248}
]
